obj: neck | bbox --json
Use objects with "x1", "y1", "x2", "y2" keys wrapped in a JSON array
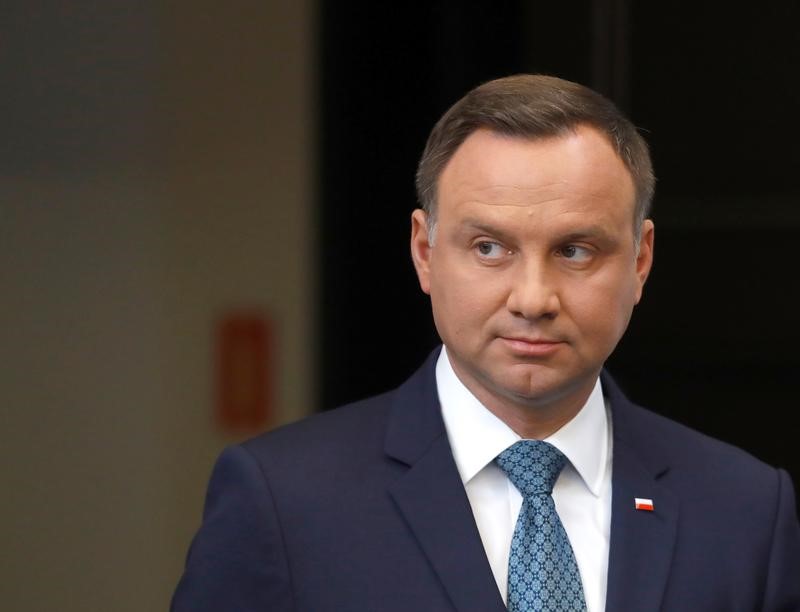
[
  {"x1": 449, "y1": 360, "x2": 598, "y2": 439},
  {"x1": 485, "y1": 397, "x2": 586, "y2": 439}
]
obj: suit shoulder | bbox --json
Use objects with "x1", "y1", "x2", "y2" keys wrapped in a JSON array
[
  {"x1": 619, "y1": 401, "x2": 782, "y2": 486},
  {"x1": 238, "y1": 390, "x2": 395, "y2": 466}
]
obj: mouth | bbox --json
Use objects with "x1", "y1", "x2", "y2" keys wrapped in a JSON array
[{"x1": 499, "y1": 336, "x2": 564, "y2": 357}]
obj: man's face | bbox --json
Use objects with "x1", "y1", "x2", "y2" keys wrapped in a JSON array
[{"x1": 411, "y1": 126, "x2": 654, "y2": 421}]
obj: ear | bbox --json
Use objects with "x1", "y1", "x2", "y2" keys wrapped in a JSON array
[
  {"x1": 410, "y1": 209, "x2": 433, "y2": 295},
  {"x1": 633, "y1": 219, "x2": 655, "y2": 304}
]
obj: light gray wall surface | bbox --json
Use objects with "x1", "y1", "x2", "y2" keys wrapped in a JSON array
[{"x1": 0, "y1": 2, "x2": 314, "y2": 609}]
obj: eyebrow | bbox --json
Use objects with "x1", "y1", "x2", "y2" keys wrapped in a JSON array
[
  {"x1": 459, "y1": 218, "x2": 508, "y2": 236},
  {"x1": 458, "y1": 218, "x2": 617, "y2": 244},
  {"x1": 455, "y1": 219, "x2": 520, "y2": 246},
  {"x1": 558, "y1": 225, "x2": 618, "y2": 244}
]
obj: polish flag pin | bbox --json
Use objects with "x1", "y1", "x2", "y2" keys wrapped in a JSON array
[{"x1": 635, "y1": 497, "x2": 654, "y2": 511}]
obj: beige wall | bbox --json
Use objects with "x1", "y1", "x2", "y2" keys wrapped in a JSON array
[{"x1": 0, "y1": 2, "x2": 314, "y2": 610}]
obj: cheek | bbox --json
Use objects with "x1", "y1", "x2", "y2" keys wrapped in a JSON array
[
  {"x1": 431, "y1": 256, "x2": 505, "y2": 306},
  {"x1": 429, "y1": 263, "x2": 508, "y2": 336},
  {"x1": 430, "y1": 282, "x2": 486, "y2": 329},
  {"x1": 567, "y1": 270, "x2": 638, "y2": 335}
]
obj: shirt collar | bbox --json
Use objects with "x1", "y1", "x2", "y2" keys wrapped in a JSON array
[{"x1": 436, "y1": 346, "x2": 608, "y2": 497}]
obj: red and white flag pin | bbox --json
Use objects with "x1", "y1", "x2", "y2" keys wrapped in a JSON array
[{"x1": 635, "y1": 497, "x2": 654, "y2": 511}]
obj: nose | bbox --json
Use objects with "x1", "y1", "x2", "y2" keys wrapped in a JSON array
[{"x1": 505, "y1": 258, "x2": 560, "y2": 320}]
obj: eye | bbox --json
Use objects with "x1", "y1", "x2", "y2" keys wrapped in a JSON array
[
  {"x1": 475, "y1": 241, "x2": 510, "y2": 260},
  {"x1": 557, "y1": 244, "x2": 592, "y2": 263}
]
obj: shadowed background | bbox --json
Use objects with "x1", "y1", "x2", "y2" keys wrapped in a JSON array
[{"x1": 1, "y1": 1, "x2": 798, "y2": 610}]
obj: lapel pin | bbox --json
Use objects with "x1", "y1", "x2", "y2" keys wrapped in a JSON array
[{"x1": 635, "y1": 497, "x2": 654, "y2": 511}]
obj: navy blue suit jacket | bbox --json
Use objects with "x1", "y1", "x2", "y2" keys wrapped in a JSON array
[{"x1": 172, "y1": 349, "x2": 800, "y2": 611}]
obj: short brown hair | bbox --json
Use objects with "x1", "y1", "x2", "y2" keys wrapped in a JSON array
[{"x1": 415, "y1": 74, "x2": 654, "y2": 238}]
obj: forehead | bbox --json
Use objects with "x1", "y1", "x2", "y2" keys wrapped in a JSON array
[{"x1": 437, "y1": 127, "x2": 636, "y2": 227}]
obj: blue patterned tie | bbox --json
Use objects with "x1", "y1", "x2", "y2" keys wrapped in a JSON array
[{"x1": 496, "y1": 440, "x2": 587, "y2": 611}]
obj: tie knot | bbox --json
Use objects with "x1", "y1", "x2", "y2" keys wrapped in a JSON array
[{"x1": 495, "y1": 440, "x2": 567, "y2": 497}]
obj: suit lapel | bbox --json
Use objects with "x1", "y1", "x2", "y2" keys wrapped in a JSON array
[
  {"x1": 603, "y1": 373, "x2": 679, "y2": 612},
  {"x1": 384, "y1": 350, "x2": 506, "y2": 612},
  {"x1": 389, "y1": 436, "x2": 507, "y2": 612},
  {"x1": 384, "y1": 356, "x2": 680, "y2": 612}
]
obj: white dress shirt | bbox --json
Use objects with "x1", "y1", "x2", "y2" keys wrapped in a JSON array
[{"x1": 436, "y1": 347, "x2": 612, "y2": 612}]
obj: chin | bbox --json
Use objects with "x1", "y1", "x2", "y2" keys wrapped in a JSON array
[
  {"x1": 506, "y1": 383, "x2": 569, "y2": 406},
  {"x1": 499, "y1": 366, "x2": 592, "y2": 406}
]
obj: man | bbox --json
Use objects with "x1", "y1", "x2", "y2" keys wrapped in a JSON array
[{"x1": 172, "y1": 75, "x2": 800, "y2": 611}]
